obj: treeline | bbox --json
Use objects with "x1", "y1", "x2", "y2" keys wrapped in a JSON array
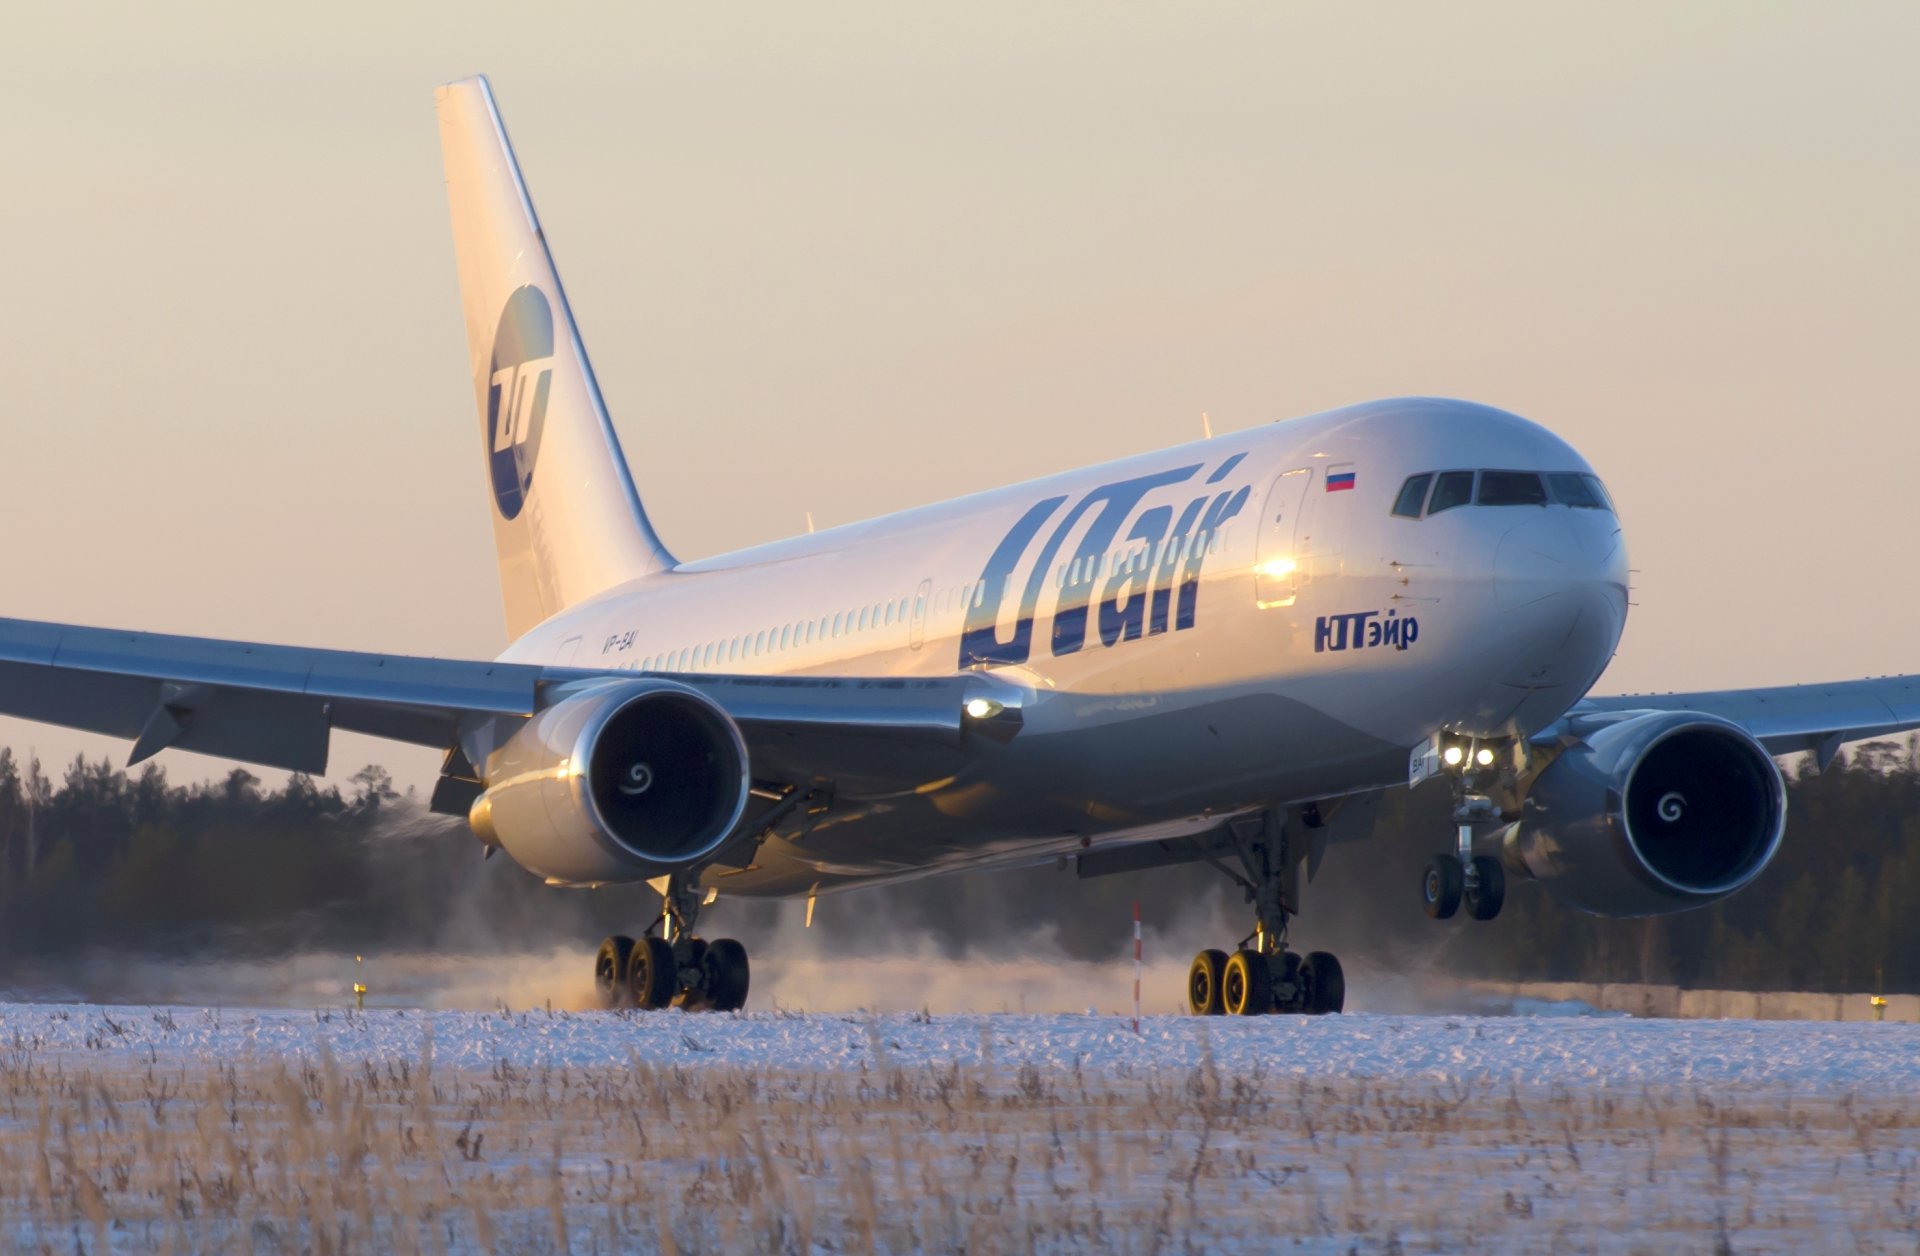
[
  {"x1": 0, "y1": 751, "x2": 663, "y2": 973},
  {"x1": 2, "y1": 742, "x2": 1919, "y2": 994}
]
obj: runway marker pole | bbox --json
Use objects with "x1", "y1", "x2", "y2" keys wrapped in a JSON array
[{"x1": 1132, "y1": 902, "x2": 1142, "y2": 1035}]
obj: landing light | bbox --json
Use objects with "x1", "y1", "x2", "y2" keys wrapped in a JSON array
[
  {"x1": 1475, "y1": 747, "x2": 1496, "y2": 768},
  {"x1": 965, "y1": 697, "x2": 1002, "y2": 720},
  {"x1": 1442, "y1": 746, "x2": 1465, "y2": 767}
]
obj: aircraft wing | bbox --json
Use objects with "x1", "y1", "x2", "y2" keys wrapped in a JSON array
[
  {"x1": 0, "y1": 616, "x2": 996, "y2": 789},
  {"x1": 1577, "y1": 675, "x2": 1920, "y2": 768}
]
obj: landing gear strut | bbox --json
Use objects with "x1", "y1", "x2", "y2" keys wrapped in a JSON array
[
  {"x1": 1186, "y1": 812, "x2": 1344, "y2": 1016},
  {"x1": 594, "y1": 874, "x2": 750, "y2": 1012}
]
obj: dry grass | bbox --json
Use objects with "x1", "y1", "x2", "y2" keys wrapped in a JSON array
[{"x1": 1, "y1": 1029, "x2": 1917, "y2": 1253}]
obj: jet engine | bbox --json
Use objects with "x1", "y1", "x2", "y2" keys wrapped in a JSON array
[
  {"x1": 1506, "y1": 711, "x2": 1786, "y2": 916},
  {"x1": 467, "y1": 679, "x2": 752, "y2": 884}
]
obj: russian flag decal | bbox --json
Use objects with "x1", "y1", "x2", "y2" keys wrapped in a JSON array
[{"x1": 1326, "y1": 470, "x2": 1356, "y2": 492}]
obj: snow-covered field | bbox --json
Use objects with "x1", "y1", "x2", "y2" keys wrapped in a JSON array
[
  {"x1": 4, "y1": 1002, "x2": 1919, "y2": 1252},
  {"x1": 5, "y1": 1000, "x2": 1920, "y2": 1087}
]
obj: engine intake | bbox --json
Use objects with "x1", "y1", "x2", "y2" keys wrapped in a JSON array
[
  {"x1": 468, "y1": 680, "x2": 751, "y2": 884},
  {"x1": 1508, "y1": 712, "x2": 1786, "y2": 916}
]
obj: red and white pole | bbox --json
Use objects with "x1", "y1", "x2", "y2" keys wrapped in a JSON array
[{"x1": 1132, "y1": 901, "x2": 1143, "y2": 1035}]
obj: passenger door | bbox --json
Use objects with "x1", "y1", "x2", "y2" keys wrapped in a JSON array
[
  {"x1": 1255, "y1": 468, "x2": 1313, "y2": 609},
  {"x1": 909, "y1": 579, "x2": 932, "y2": 650}
]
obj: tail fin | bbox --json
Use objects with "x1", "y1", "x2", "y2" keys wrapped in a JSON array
[{"x1": 435, "y1": 75, "x2": 676, "y2": 640}]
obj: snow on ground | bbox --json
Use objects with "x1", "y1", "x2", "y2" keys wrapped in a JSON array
[
  {"x1": 6, "y1": 1000, "x2": 1920, "y2": 1089},
  {"x1": 6, "y1": 1001, "x2": 1920, "y2": 1251}
]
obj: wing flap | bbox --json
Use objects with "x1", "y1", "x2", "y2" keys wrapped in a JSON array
[{"x1": 0, "y1": 616, "x2": 548, "y2": 774}]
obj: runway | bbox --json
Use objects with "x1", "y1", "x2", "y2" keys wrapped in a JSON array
[
  {"x1": 3, "y1": 1003, "x2": 1915, "y2": 1251},
  {"x1": 6, "y1": 1000, "x2": 1920, "y2": 1086}
]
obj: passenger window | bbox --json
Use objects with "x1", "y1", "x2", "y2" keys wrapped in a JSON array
[
  {"x1": 1392, "y1": 473, "x2": 1433, "y2": 518},
  {"x1": 1427, "y1": 471, "x2": 1475, "y2": 514},
  {"x1": 1478, "y1": 470, "x2": 1548, "y2": 506}
]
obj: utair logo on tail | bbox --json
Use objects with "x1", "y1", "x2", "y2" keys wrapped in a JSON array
[
  {"x1": 486, "y1": 286, "x2": 556, "y2": 520},
  {"x1": 958, "y1": 455, "x2": 1252, "y2": 668}
]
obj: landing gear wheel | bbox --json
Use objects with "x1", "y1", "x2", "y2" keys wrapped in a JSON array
[
  {"x1": 627, "y1": 936, "x2": 676, "y2": 1010},
  {"x1": 1302, "y1": 951, "x2": 1345, "y2": 1015},
  {"x1": 1222, "y1": 949, "x2": 1274, "y2": 1016},
  {"x1": 1423, "y1": 854, "x2": 1464, "y2": 920},
  {"x1": 1275, "y1": 950, "x2": 1305, "y2": 1010},
  {"x1": 702, "y1": 938, "x2": 750, "y2": 1012},
  {"x1": 1187, "y1": 949, "x2": 1228, "y2": 1015},
  {"x1": 669, "y1": 938, "x2": 713, "y2": 1009},
  {"x1": 1465, "y1": 855, "x2": 1506, "y2": 921},
  {"x1": 595, "y1": 936, "x2": 635, "y2": 1009}
]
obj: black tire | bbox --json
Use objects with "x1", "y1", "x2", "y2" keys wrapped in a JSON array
[
  {"x1": 627, "y1": 936, "x2": 677, "y2": 1010},
  {"x1": 1423, "y1": 854, "x2": 1464, "y2": 920},
  {"x1": 1272, "y1": 950, "x2": 1305, "y2": 1012},
  {"x1": 595, "y1": 936, "x2": 635, "y2": 1009},
  {"x1": 1187, "y1": 949, "x2": 1228, "y2": 1015},
  {"x1": 1466, "y1": 855, "x2": 1506, "y2": 921},
  {"x1": 1222, "y1": 949, "x2": 1274, "y2": 1016},
  {"x1": 1303, "y1": 951, "x2": 1345, "y2": 1015},
  {"x1": 702, "y1": 938, "x2": 750, "y2": 1012}
]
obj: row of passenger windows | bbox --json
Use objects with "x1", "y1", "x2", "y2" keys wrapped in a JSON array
[
  {"x1": 607, "y1": 525, "x2": 1231, "y2": 675},
  {"x1": 618, "y1": 589, "x2": 931, "y2": 675},
  {"x1": 1390, "y1": 469, "x2": 1614, "y2": 520}
]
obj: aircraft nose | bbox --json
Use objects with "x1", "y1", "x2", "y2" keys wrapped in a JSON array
[{"x1": 1491, "y1": 511, "x2": 1629, "y2": 693}]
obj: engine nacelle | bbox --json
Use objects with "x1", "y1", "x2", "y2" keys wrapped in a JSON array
[
  {"x1": 467, "y1": 679, "x2": 752, "y2": 884},
  {"x1": 1507, "y1": 711, "x2": 1786, "y2": 916}
]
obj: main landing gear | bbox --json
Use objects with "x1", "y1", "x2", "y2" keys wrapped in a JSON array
[
  {"x1": 1187, "y1": 812, "x2": 1345, "y2": 1016},
  {"x1": 594, "y1": 875, "x2": 750, "y2": 1012}
]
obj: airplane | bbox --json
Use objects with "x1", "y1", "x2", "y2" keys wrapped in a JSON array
[{"x1": 5, "y1": 74, "x2": 1918, "y2": 1017}]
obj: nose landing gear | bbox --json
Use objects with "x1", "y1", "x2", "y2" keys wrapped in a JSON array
[
  {"x1": 593, "y1": 874, "x2": 750, "y2": 1012},
  {"x1": 1423, "y1": 822, "x2": 1506, "y2": 921},
  {"x1": 1414, "y1": 733, "x2": 1525, "y2": 924},
  {"x1": 1185, "y1": 811, "x2": 1345, "y2": 1016}
]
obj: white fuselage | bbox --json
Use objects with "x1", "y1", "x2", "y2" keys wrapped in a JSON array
[{"x1": 497, "y1": 397, "x2": 1630, "y2": 894}]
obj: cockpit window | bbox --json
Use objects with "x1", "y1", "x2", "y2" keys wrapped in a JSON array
[
  {"x1": 1546, "y1": 472, "x2": 1612, "y2": 510},
  {"x1": 1391, "y1": 473, "x2": 1433, "y2": 519},
  {"x1": 1427, "y1": 470, "x2": 1475, "y2": 514},
  {"x1": 1477, "y1": 470, "x2": 1548, "y2": 506}
]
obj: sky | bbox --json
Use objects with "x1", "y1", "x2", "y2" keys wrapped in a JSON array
[{"x1": 2, "y1": 2, "x2": 1917, "y2": 796}]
